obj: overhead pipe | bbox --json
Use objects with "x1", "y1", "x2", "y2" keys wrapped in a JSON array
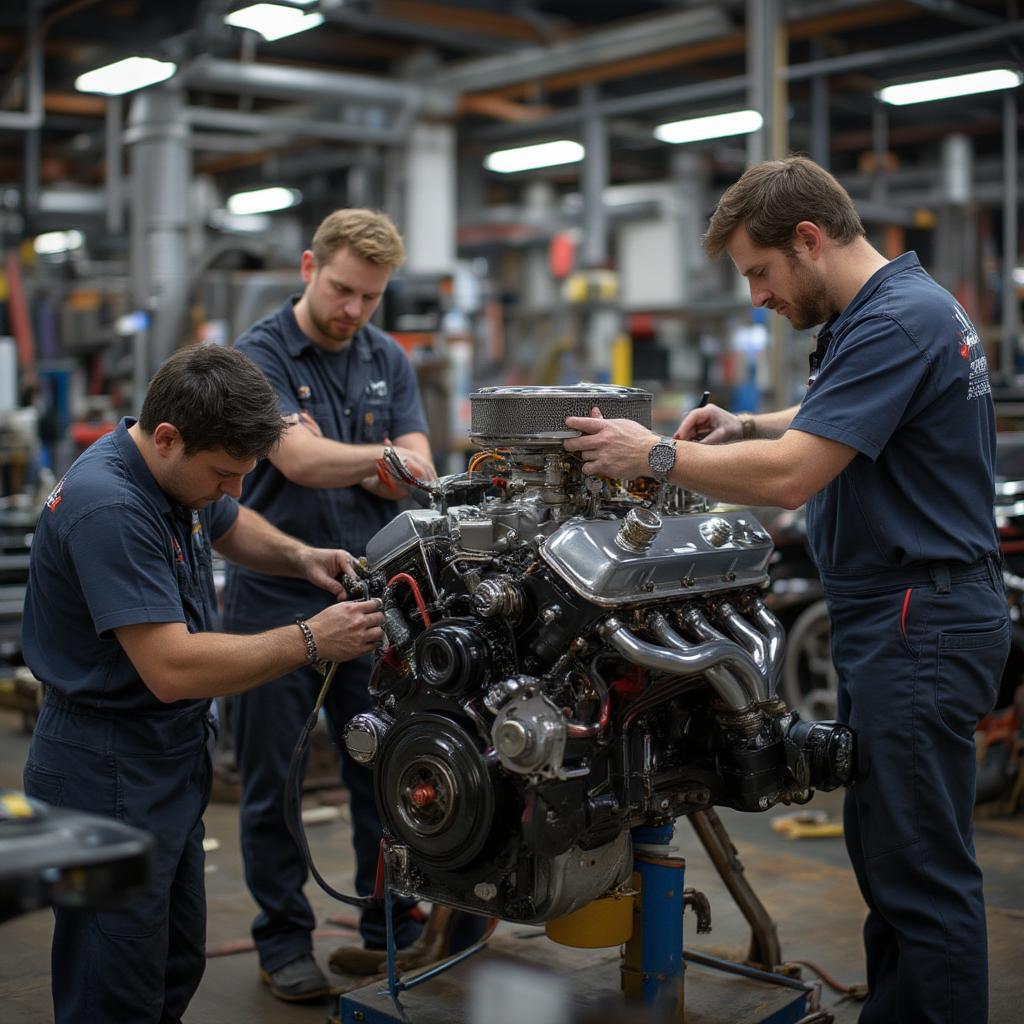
[
  {"x1": 784, "y1": 20, "x2": 1024, "y2": 81},
  {"x1": 433, "y1": 6, "x2": 732, "y2": 95},
  {"x1": 469, "y1": 17, "x2": 1024, "y2": 144},
  {"x1": 177, "y1": 56, "x2": 449, "y2": 115},
  {"x1": 182, "y1": 105, "x2": 411, "y2": 146}
]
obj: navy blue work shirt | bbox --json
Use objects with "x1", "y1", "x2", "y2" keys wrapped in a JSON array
[
  {"x1": 790, "y1": 252, "x2": 999, "y2": 577},
  {"x1": 223, "y1": 298, "x2": 428, "y2": 629},
  {"x1": 21, "y1": 418, "x2": 239, "y2": 713}
]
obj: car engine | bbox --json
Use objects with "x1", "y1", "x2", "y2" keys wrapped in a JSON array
[{"x1": 343, "y1": 384, "x2": 853, "y2": 926}]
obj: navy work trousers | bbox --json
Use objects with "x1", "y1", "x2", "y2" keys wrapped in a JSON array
[
  {"x1": 23, "y1": 695, "x2": 211, "y2": 1024},
  {"x1": 825, "y1": 557, "x2": 1009, "y2": 1024},
  {"x1": 232, "y1": 653, "x2": 419, "y2": 972}
]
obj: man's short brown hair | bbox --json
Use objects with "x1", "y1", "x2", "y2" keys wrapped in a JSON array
[
  {"x1": 311, "y1": 208, "x2": 406, "y2": 268},
  {"x1": 703, "y1": 155, "x2": 865, "y2": 258}
]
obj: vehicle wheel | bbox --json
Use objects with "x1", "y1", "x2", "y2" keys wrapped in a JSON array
[{"x1": 781, "y1": 599, "x2": 838, "y2": 720}]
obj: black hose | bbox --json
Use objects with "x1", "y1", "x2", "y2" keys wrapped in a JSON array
[{"x1": 284, "y1": 661, "x2": 375, "y2": 909}]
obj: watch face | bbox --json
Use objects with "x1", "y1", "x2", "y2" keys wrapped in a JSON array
[{"x1": 648, "y1": 441, "x2": 675, "y2": 475}]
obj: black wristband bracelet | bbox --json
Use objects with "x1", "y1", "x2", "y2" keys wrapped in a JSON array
[{"x1": 295, "y1": 618, "x2": 318, "y2": 665}]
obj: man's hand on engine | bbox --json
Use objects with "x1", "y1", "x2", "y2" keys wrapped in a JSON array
[
  {"x1": 675, "y1": 403, "x2": 740, "y2": 444},
  {"x1": 564, "y1": 407, "x2": 658, "y2": 479},
  {"x1": 307, "y1": 599, "x2": 385, "y2": 662},
  {"x1": 391, "y1": 444, "x2": 438, "y2": 483},
  {"x1": 299, "y1": 546, "x2": 359, "y2": 600}
]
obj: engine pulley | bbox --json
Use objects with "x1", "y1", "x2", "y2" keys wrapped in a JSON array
[
  {"x1": 375, "y1": 713, "x2": 496, "y2": 869},
  {"x1": 415, "y1": 619, "x2": 492, "y2": 695}
]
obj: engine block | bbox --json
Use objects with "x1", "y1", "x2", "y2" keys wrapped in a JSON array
[{"x1": 344, "y1": 384, "x2": 853, "y2": 924}]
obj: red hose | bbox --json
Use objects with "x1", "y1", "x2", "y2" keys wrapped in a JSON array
[{"x1": 387, "y1": 572, "x2": 432, "y2": 629}]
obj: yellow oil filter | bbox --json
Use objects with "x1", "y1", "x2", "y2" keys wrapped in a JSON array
[{"x1": 544, "y1": 893, "x2": 634, "y2": 948}]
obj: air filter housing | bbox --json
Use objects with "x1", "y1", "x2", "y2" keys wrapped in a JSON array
[{"x1": 469, "y1": 384, "x2": 652, "y2": 449}]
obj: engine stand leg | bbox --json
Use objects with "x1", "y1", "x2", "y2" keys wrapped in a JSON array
[
  {"x1": 622, "y1": 824, "x2": 685, "y2": 1022},
  {"x1": 687, "y1": 807, "x2": 782, "y2": 968}
]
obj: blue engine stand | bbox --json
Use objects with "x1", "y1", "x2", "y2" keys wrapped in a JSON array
[{"x1": 334, "y1": 823, "x2": 814, "y2": 1024}]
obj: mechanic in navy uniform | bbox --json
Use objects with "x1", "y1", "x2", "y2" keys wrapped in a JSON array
[
  {"x1": 20, "y1": 344, "x2": 386, "y2": 1024},
  {"x1": 564, "y1": 156, "x2": 1007, "y2": 1024},
  {"x1": 223, "y1": 208, "x2": 438, "y2": 1002}
]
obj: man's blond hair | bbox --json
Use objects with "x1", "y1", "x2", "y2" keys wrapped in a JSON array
[{"x1": 311, "y1": 208, "x2": 405, "y2": 268}]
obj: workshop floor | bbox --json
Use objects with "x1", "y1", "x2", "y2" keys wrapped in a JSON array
[{"x1": 1, "y1": 706, "x2": 1021, "y2": 1023}]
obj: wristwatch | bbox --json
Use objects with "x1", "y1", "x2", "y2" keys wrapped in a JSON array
[{"x1": 647, "y1": 437, "x2": 677, "y2": 483}]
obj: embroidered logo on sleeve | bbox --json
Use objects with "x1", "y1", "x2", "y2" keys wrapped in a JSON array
[
  {"x1": 953, "y1": 304, "x2": 990, "y2": 401},
  {"x1": 45, "y1": 478, "x2": 65, "y2": 512}
]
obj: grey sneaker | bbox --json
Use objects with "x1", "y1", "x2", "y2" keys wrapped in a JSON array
[{"x1": 259, "y1": 954, "x2": 331, "y2": 1002}]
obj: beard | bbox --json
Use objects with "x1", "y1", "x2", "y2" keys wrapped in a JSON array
[
  {"x1": 307, "y1": 299, "x2": 360, "y2": 346},
  {"x1": 783, "y1": 258, "x2": 832, "y2": 331}
]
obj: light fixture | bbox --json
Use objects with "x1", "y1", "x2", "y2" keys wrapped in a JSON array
[
  {"x1": 75, "y1": 56, "x2": 177, "y2": 96},
  {"x1": 654, "y1": 109, "x2": 763, "y2": 145},
  {"x1": 877, "y1": 68, "x2": 1023, "y2": 106},
  {"x1": 226, "y1": 186, "x2": 302, "y2": 215},
  {"x1": 33, "y1": 230, "x2": 84, "y2": 256},
  {"x1": 224, "y1": 3, "x2": 325, "y2": 42},
  {"x1": 483, "y1": 140, "x2": 585, "y2": 174}
]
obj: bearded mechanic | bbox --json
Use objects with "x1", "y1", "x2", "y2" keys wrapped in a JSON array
[
  {"x1": 223, "y1": 208, "x2": 483, "y2": 1003},
  {"x1": 564, "y1": 156, "x2": 1007, "y2": 1024}
]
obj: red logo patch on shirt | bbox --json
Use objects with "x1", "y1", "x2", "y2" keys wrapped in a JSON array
[{"x1": 45, "y1": 478, "x2": 65, "y2": 512}]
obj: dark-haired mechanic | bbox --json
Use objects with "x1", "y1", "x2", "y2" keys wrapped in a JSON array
[
  {"x1": 21, "y1": 344, "x2": 385, "y2": 1024},
  {"x1": 565, "y1": 157, "x2": 1008, "y2": 1024}
]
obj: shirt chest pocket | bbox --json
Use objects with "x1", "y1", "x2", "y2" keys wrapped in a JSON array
[{"x1": 358, "y1": 397, "x2": 393, "y2": 443}]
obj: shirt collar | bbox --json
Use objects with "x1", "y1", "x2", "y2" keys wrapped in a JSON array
[
  {"x1": 110, "y1": 417, "x2": 172, "y2": 516},
  {"x1": 278, "y1": 296, "x2": 378, "y2": 362},
  {"x1": 829, "y1": 251, "x2": 921, "y2": 336}
]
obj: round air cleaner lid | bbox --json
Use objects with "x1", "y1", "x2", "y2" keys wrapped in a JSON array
[{"x1": 469, "y1": 383, "x2": 652, "y2": 448}]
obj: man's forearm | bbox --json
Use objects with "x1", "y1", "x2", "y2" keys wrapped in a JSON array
[
  {"x1": 282, "y1": 435, "x2": 386, "y2": 489},
  {"x1": 157, "y1": 625, "x2": 310, "y2": 699},
  {"x1": 741, "y1": 404, "x2": 800, "y2": 440},
  {"x1": 213, "y1": 505, "x2": 307, "y2": 578},
  {"x1": 669, "y1": 437, "x2": 806, "y2": 507}
]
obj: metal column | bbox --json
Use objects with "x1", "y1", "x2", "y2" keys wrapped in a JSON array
[
  {"x1": 580, "y1": 83, "x2": 609, "y2": 269},
  {"x1": 125, "y1": 87, "x2": 191, "y2": 404},
  {"x1": 1003, "y1": 89, "x2": 1019, "y2": 382},
  {"x1": 746, "y1": 0, "x2": 790, "y2": 409}
]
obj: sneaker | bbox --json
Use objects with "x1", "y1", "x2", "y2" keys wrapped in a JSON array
[{"x1": 259, "y1": 954, "x2": 331, "y2": 1002}]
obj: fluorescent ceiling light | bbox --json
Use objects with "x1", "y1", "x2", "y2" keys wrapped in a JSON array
[
  {"x1": 75, "y1": 56, "x2": 177, "y2": 96},
  {"x1": 226, "y1": 186, "x2": 302, "y2": 215},
  {"x1": 654, "y1": 109, "x2": 763, "y2": 145},
  {"x1": 877, "y1": 68, "x2": 1022, "y2": 106},
  {"x1": 484, "y1": 140, "x2": 585, "y2": 174},
  {"x1": 225, "y1": 3, "x2": 325, "y2": 42},
  {"x1": 34, "y1": 230, "x2": 84, "y2": 256}
]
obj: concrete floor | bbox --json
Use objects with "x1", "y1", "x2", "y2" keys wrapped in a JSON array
[{"x1": 1, "y1": 705, "x2": 1022, "y2": 1023}]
